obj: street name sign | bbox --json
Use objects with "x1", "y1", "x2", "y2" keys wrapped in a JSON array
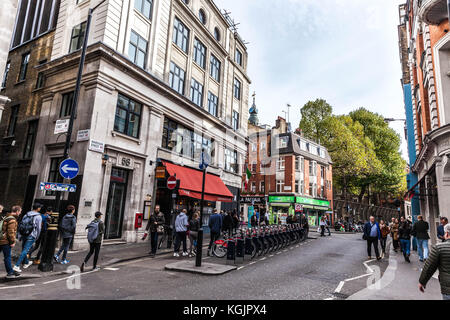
[
  {"x1": 59, "y1": 158, "x2": 80, "y2": 179},
  {"x1": 54, "y1": 119, "x2": 70, "y2": 134}
]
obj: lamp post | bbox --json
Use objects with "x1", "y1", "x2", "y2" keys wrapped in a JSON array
[
  {"x1": 39, "y1": 0, "x2": 108, "y2": 272},
  {"x1": 195, "y1": 150, "x2": 209, "y2": 267}
]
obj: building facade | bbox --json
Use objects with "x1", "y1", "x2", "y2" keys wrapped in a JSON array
[
  {"x1": 243, "y1": 116, "x2": 333, "y2": 227},
  {"x1": 400, "y1": 0, "x2": 450, "y2": 244},
  {"x1": 6, "y1": 0, "x2": 250, "y2": 249}
]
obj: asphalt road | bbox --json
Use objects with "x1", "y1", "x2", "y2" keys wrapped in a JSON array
[{"x1": 0, "y1": 233, "x2": 389, "y2": 300}]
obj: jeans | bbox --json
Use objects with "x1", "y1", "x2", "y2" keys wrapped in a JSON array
[
  {"x1": 400, "y1": 239, "x2": 411, "y2": 256},
  {"x1": 84, "y1": 242, "x2": 101, "y2": 268},
  {"x1": 150, "y1": 232, "x2": 158, "y2": 254},
  {"x1": 367, "y1": 237, "x2": 380, "y2": 258},
  {"x1": 320, "y1": 225, "x2": 325, "y2": 236},
  {"x1": 208, "y1": 232, "x2": 220, "y2": 250},
  {"x1": 189, "y1": 231, "x2": 198, "y2": 254},
  {"x1": 416, "y1": 239, "x2": 429, "y2": 260},
  {"x1": 174, "y1": 231, "x2": 187, "y2": 253},
  {"x1": 0, "y1": 245, "x2": 14, "y2": 275},
  {"x1": 15, "y1": 236, "x2": 35, "y2": 267},
  {"x1": 326, "y1": 226, "x2": 331, "y2": 236},
  {"x1": 380, "y1": 237, "x2": 387, "y2": 253},
  {"x1": 56, "y1": 237, "x2": 72, "y2": 261},
  {"x1": 443, "y1": 294, "x2": 450, "y2": 300}
]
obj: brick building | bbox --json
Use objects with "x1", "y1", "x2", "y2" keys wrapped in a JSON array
[{"x1": 243, "y1": 115, "x2": 333, "y2": 227}]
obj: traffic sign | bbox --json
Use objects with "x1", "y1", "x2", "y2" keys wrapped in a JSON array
[
  {"x1": 59, "y1": 158, "x2": 80, "y2": 179},
  {"x1": 40, "y1": 182, "x2": 77, "y2": 193},
  {"x1": 167, "y1": 176, "x2": 177, "y2": 190}
]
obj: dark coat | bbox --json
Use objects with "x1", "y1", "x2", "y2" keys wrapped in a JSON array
[
  {"x1": 208, "y1": 214, "x2": 222, "y2": 234},
  {"x1": 412, "y1": 220, "x2": 430, "y2": 240},
  {"x1": 146, "y1": 212, "x2": 165, "y2": 233},
  {"x1": 398, "y1": 221, "x2": 412, "y2": 240},
  {"x1": 223, "y1": 215, "x2": 233, "y2": 231},
  {"x1": 419, "y1": 240, "x2": 450, "y2": 295},
  {"x1": 363, "y1": 222, "x2": 381, "y2": 239}
]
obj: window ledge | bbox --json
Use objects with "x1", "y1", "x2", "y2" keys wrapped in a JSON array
[
  {"x1": 111, "y1": 131, "x2": 141, "y2": 145},
  {"x1": 14, "y1": 80, "x2": 26, "y2": 86}
]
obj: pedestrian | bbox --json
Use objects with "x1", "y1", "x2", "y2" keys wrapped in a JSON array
[
  {"x1": 265, "y1": 211, "x2": 270, "y2": 225},
  {"x1": 319, "y1": 216, "x2": 326, "y2": 237},
  {"x1": 250, "y1": 213, "x2": 257, "y2": 228},
  {"x1": 0, "y1": 206, "x2": 21, "y2": 278},
  {"x1": 223, "y1": 211, "x2": 233, "y2": 235},
  {"x1": 412, "y1": 215, "x2": 430, "y2": 262},
  {"x1": 54, "y1": 205, "x2": 77, "y2": 264},
  {"x1": 389, "y1": 218, "x2": 400, "y2": 252},
  {"x1": 363, "y1": 216, "x2": 382, "y2": 261},
  {"x1": 29, "y1": 206, "x2": 52, "y2": 265},
  {"x1": 232, "y1": 212, "x2": 239, "y2": 233},
  {"x1": 81, "y1": 211, "x2": 104, "y2": 272},
  {"x1": 14, "y1": 203, "x2": 43, "y2": 273},
  {"x1": 379, "y1": 220, "x2": 390, "y2": 256},
  {"x1": 207, "y1": 209, "x2": 222, "y2": 256},
  {"x1": 143, "y1": 205, "x2": 165, "y2": 257},
  {"x1": 325, "y1": 216, "x2": 331, "y2": 236},
  {"x1": 418, "y1": 223, "x2": 450, "y2": 300},
  {"x1": 188, "y1": 211, "x2": 200, "y2": 257},
  {"x1": 437, "y1": 217, "x2": 448, "y2": 243},
  {"x1": 173, "y1": 209, "x2": 189, "y2": 257},
  {"x1": 398, "y1": 217, "x2": 412, "y2": 263}
]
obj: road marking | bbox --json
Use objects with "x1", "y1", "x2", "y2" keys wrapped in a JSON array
[
  {"x1": 290, "y1": 247, "x2": 294, "y2": 250},
  {"x1": 283, "y1": 250, "x2": 288, "y2": 252},
  {"x1": 344, "y1": 273, "x2": 371, "y2": 282},
  {"x1": 296, "y1": 245, "x2": 299, "y2": 248},
  {"x1": 237, "y1": 266, "x2": 244, "y2": 270},
  {"x1": 249, "y1": 261, "x2": 256, "y2": 265},
  {"x1": 269, "y1": 255, "x2": 274, "y2": 257},
  {"x1": 43, "y1": 269, "x2": 98, "y2": 285},
  {"x1": 259, "y1": 257, "x2": 266, "y2": 261},
  {"x1": 276, "y1": 252, "x2": 281, "y2": 255},
  {"x1": 324, "y1": 297, "x2": 335, "y2": 300},
  {"x1": 0, "y1": 283, "x2": 35, "y2": 290},
  {"x1": 334, "y1": 281, "x2": 345, "y2": 293},
  {"x1": 104, "y1": 267, "x2": 119, "y2": 271}
]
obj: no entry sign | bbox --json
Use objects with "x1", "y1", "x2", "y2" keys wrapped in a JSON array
[{"x1": 167, "y1": 176, "x2": 177, "y2": 190}]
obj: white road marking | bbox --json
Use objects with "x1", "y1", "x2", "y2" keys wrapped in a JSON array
[
  {"x1": 259, "y1": 257, "x2": 266, "y2": 261},
  {"x1": 0, "y1": 283, "x2": 35, "y2": 290},
  {"x1": 269, "y1": 255, "x2": 274, "y2": 257},
  {"x1": 249, "y1": 261, "x2": 256, "y2": 265},
  {"x1": 237, "y1": 266, "x2": 244, "y2": 270},
  {"x1": 104, "y1": 267, "x2": 119, "y2": 271},
  {"x1": 324, "y1": 297, "x2": 336, "y2": 300},
  {"x1": 334, "y1": 281, "x2": 345, "y2": 293},
  {"x1": 43, "y1": 269, "x2": 98, "y2": 285},
  {"x1": 344, "y1": 273, "x2": 371, "y2": 282},
  {"x1": 276, "y1": 252, "x2": 281, "y2": 255}
]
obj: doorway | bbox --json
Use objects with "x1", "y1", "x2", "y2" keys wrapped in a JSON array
[{"x1": 105, "y1": 168, "x2": 129, "y2": 239}]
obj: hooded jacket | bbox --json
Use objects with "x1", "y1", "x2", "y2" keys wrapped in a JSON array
[
  {"x1": 0, "y1": 214, "x2": 17, "y2": 246},
  {"x1": 19, "y1": 211, "x2": 42, "y2": 240},
  {"x1": 175, "y1": 212, "x2": 188, "y2": 232}
]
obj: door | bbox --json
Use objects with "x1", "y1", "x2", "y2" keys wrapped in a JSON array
[{"x1": 105, "y1": 168, "x2": 129, "y2": 239}]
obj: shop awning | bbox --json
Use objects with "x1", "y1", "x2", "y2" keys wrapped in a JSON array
[{"x1": 162, "y1": 161, "x2": 234, "y2": 203}]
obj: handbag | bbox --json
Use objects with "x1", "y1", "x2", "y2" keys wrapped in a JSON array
[{"x1": 157, "y1": 225, "x2": 164, "y2": 234}]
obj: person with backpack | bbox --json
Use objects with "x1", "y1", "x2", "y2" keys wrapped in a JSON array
[
  {"x1": 143, "y1": 205, "x2": 165, "y2": 257},
  {"x1": 81, "y1": 211, "x2": 104, "y2": 272},
  {"x1": 188, "y1": 211, "x2": 200, "y2": 257},
  {"x1": 0, "y1": 206, "x2": 21, "y2": 278},
  {"x1": 13, "y1": 203, "x2": 43, "y2": 273},
  {"x1": 54, "y1": 205, "x2": 77, "y2": 265},
  {"x1": 30, "y1": 206, "x2": 52, "y2": 265}
]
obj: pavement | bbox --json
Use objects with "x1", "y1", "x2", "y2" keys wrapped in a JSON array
[
  {"x1": 165, "y1": 260, "x2": 236, "y2": 275},
  {"x1": 348, "y1": 241, "x2": 442, "y2": 300}
]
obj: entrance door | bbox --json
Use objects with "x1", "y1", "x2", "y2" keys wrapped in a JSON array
[{"x1": 105, "y1": 168, "x2": 129, "y2": 239}]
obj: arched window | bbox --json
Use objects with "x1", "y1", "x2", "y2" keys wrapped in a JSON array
[
  {"x1": 214, "y1": 27, "x2": 221, "y2": 41},
  {"x1": 199, "y1": 9, "x2": 207, "y2": 24}
]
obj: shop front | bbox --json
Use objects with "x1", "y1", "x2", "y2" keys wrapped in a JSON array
[
  {"x1": 268, "y1": 195, "x2": 296, "y2": 225},
  {"x1": 296, "y1": 197, "x2": 331, "y2": 227},
  {"x1": 240, "y1": 195, "x2": 266, "y2": 224}
]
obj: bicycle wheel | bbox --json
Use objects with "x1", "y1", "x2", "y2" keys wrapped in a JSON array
[
  {"x1": 212, "y1": 243, "x2": 227, "y2": 258},
  {"x1": 250, "y1": 242, "x2": 257, "y2": 260}
]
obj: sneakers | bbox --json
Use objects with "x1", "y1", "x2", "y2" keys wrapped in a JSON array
[
  {"x1": 376, "y1": 256, "x2": 382, "y2": 261},
  {"x1": 80, "y1": 262, "x2": 86, "y2": 273},
  {"x1": 60, "y1": 259, "x2": 70, "y2": 265},
  {"x1": 173, "y1": 252, "x2": 180, "y2": 257},
  {"x1": 53, "y1": 254, "x2": 60, "y2": 263},
  {"x1": 23, "y1": 261, "x2": 33, "y2": 269},
  {"x1": 93, "y1": 266, "x2": 100, "y2": 271},
  {"x1": 182, "y1": 252, "x2": 189, "y2": 257},
  {"x1": 12, "y1": 265, "x2": 22, "y2": 273}
]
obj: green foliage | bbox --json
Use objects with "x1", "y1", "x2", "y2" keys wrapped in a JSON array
[{"x1": 299, "y1": 99, "x2": 333, "y2": 143}]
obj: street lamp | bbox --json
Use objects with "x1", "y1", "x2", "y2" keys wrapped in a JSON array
[{"x1": 39, "y1": 0, "x2": 108, "y2": 272}]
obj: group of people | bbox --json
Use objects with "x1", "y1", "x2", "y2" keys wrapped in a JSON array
[
  {"x1": 319, "y1": 216, "x2": 331, "y2": 237},
  {"x1": 0, "y1": 202, "x2": 105, "y2": 278}
]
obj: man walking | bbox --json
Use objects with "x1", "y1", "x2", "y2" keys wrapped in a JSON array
[
  {"x1": 30, "y1": 206, "x2": 51, "y2": 265},
  {"x1": 438, "y1": 217, "x2": 449, "y2": 242},
  {"x1": 419, "y1": 223, "x2": 450, "y2": 300},
  {"x1": 390, "y1": 218, "x2": 400, "y2": 252},
  {"x1": 0, "y1": 206, "x2": 21, "y2": 278},
  {"x1": 363, "y1": 216, "x2": 381, "y2": 261},
  {"x1": 81, "y1": 211, "x2": 104, "y2": 272},
  {"x1": 398, "y1": 217, "x2": 412, "y2": 263},
  {"x1": 412, "y1": 215, "x2": 430, "y2": 262},
  {"x1": 143, "y1": 205, "x2": 165, "y2": 257},
  {"x1": 54, "y1": 205, "x2": 77, "y2": 264},
  {"x1": 14, "y1": 203, "x2": 43, "y2": 273},
  {"x1": 173, "y1": 209, "x2": 189, "y2": 257},
  {"x1": 208, "y1": 209, "x2": 222, "y2": 256}
]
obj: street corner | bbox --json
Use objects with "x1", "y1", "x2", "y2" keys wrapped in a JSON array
[{"x1": 164, "y1": 260, "x2": 237, "y2": 275}]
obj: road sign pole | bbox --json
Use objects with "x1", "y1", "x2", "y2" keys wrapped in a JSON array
[{"x1": 195, "y1": 167, "x2": 207, "y2": 267}]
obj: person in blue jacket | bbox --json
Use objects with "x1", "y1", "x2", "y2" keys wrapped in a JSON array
[{"x1": 363, "y1": 216, "x2": 382, "y2": 260}]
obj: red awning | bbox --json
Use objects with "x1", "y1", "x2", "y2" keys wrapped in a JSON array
[{"x1": 162, "y1": 161, "x2": 234, "y2": 203}]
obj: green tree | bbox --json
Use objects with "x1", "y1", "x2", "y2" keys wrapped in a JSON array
[{"x1": 299, "y1": 99, "x2": 333, "y2": 143}]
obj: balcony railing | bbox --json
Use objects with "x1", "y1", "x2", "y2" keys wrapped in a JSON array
[{"x1": 419, "y1": 0, "x2": 448, "y2": 25}]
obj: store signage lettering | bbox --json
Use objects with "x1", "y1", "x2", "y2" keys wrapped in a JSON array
[
  {"x1": 296, "y1": 196, "x2": 329, "y2": 207},
  {"x1": 269, "y1": 196, "x2": 295, "y2": 203}
]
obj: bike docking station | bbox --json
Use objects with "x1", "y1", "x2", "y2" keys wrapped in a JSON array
[
  {"x1": 235, "y1": 238, "x2": 245, "y2": 264},
  {"x1": 226, "y1": 238, "x2": 236, "y2": 266}
]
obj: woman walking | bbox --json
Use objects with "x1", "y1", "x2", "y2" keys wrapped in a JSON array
[
  {"x1": 390, "y1": 218, "x2": 400, "y2": 252},
  {"x1": 188, "y1": 212, "x2": 200, "y2": 257},
  {"x1": 379, "y1": 220, "x2": 390, "y2": 256}
]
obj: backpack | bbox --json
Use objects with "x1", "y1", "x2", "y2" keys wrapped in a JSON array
[
  {"x1": 0, "y1": 216, "x2": 14, "y2": 240},
  {"x1": 86, "y1": 221, "x2": 99, "y2": 243},
  {"x1": 18, "y1": 213, "x2": 34, "y2": 237}
]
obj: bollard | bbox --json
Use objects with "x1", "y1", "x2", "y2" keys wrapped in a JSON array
[
  {"x1": 226, "y1": 240, "x2": 236, "y2": 265},
  {"x1": 235, "y1": 239, "x2": 244, "y2": 264}
]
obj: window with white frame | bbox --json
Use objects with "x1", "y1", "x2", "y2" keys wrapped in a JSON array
[
  {"x1": 279, "y1": 136, "x2": 288, "y2": 148},
  {"x1": 225, "y1": 148, "x2": 238, "y2": 173},
  {"x1": 251, "y1": 182, "x2": 256, "y2": 193},
  {"x1": 260, "y1": 181, "x2": 265, "y2": 193},
  {"x1": 295, "y1": 180, "x2": 299, "y2": 193},
  {"x1": 300, "y1": 179, "x2": 304, "y2": 195},
  {"x1": 276, "y1": 180, "x2": 284, "y2": 193},
  {"x1": 260, "y1": 141, "x2": 266, "y2": 150},
  {"x1": 277, "y1": 157, "x2": 285, "y2": 171}
]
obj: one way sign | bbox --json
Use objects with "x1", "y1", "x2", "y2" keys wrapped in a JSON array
[{"x1": 59, "y1": 158, "x2": 80, "y2": 179}]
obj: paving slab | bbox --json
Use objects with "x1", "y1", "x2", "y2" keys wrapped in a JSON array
[{"x1": 165, "y1": 260, "x2": 237, "y2": 275}]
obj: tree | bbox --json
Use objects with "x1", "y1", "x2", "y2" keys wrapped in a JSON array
[{"x1": 299, "y1": 99, "x2": 333, "y2": 143}]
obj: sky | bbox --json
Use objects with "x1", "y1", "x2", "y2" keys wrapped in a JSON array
[{"x1": 214, "y1": 0, "x2": 408, "y2": 160}]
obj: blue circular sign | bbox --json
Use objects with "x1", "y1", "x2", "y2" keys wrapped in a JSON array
[{"x1": 59, "y1": 158, "x2": 80, "y2": 179}]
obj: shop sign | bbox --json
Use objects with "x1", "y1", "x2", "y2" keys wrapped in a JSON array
[
  {"x1": 296, "y1": 196, "x2": 329, "y2": 208},
  {"x1": 155, "y1": 166, "x2": 166, "y2": 179},
  {"x1": 240, "y1": 196, "x2": 265, "y2": 204},
  {"x1": 269, "y1": 196, "x2": 295, "y2": 203},
  {"x1": 295, "y1": 204, "x2": 303, "y2": 212}
]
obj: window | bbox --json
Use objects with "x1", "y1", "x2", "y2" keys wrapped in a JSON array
[
  {"x1": 260, "y1": 142, "x2": 266, "y2": 150},
  {"x1": 277, "y1": 157, "x2": 285, "y2": 171},
  {"x1": 181, "y1": 0, "x2": 189, "y2": 4},
  {"x1": 251, "y1": 161, "x2": 257, "y2": 172},
  {"x1": 300, "y1": 139, "x2": 307, "y2": 151},
  {"x1": 309, "y1": 182, "x2": 313, "y2": 196},
  {"x1": 129, "y1": 30, "x2": 148, "y2": 68},
  {"x1": 198, "y1": 9, "x2": 206, "y2": 24},
  {"x1": 321, "y1": 185, "x2": 325, "y2": 198},
  {"x1": 60, "y1": 92, "x2": 74, "y2": 118},
  {"x1": 320, "y1": 148, "x2": 326, "y2": 158},
  {"x1": 69, "y1": 22, "x2": 87, "y2": 53},
  {"x1": 214, "y1": 27, "x2": 221, "y2": 41},
  {"x1": 169, "y1": 62, "x2": 185, "y2": 95},
  {"x1": 279, "y1": 136, "x2": 288, "y2": 148},
  {"x1": 321, "y1": 166, "x2": 325, "y2": 178},
  {"x1": 114, "y1": 94, "x2": 142, "y2": 138},
  {"x1": 193, "y1": 38, "x2": 206, "y2": 68},
  {"x1": 300, "y1": 180, "x2": 305, "y2": 195},
  {"x1": 260, "y1": 181, "x2": 265, "y2": 193},
  {"x1": 235, "y1": 48, "x2": 243, "y2": 66},
  {"x1": 251, "y1": 182, "x2": 256, "y2": 193},
  {"x1": 232, "y1": 111, "x2": 239, "y2": 130},
  {"x1": 309, "y1": 161, "x2": 317, "y2": 176},
  {"x1": 190, "y1": 79, "x2": 204, "y2": 107},
  {"x1": 251, "y1": 143, "x2": 257, "y2": 152},
  {"x1": 7, "y1": 105, "x2": 19, "y2": 136},
  {"x1": 23, "y1": 120, "x2": 38, "y2": 159},
  {"x1": 225, "y1": 148, "x2": 238, "y2": 173},
  {"x1": 210, "y1": 54, "x2": 221, "y2": 82},
  {"x1": 135, "y1": 0, "x2": 153, "y2": 19},
  {"x1": 207, "y1": 92, "x2": 218, "y2": 117},
  {"x1": 295, "y1": 180, "x2": 299, "y2": 193},
  {"x1": 295, "y1": 157, "x2": 299, "y2": 171},
  {"x1": 276, "y1": 180, "x2": 284, "y2": 193},
  {"x1": 173, "y1": 18, "x2": 189, "y2": 53},
  {"x1": 18, "y1": 53, "x2": 30, "y2": 82},
  {"x1": 35, "y1": 72, "x2": 45, "y2": 89},
  {"x1": 233, "y1": 78, "x2": 241, "y2": 100},
  {"x1": 46, "y1": 157, "x2": 64, "y2": 196},
  {"x1": 162, "y1": 118, "x2": 214, "y2": 160},
  {"x1": 300, "y1": 157, "x2": 304, "y2": 172},
  {"x1": 2, "y1": 61, "x2": 10, "y2": 88}
]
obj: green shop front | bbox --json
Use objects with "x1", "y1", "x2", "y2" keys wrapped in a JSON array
[{"x1": 268, "y1": 195, "x2": 331, "y2": 226}]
